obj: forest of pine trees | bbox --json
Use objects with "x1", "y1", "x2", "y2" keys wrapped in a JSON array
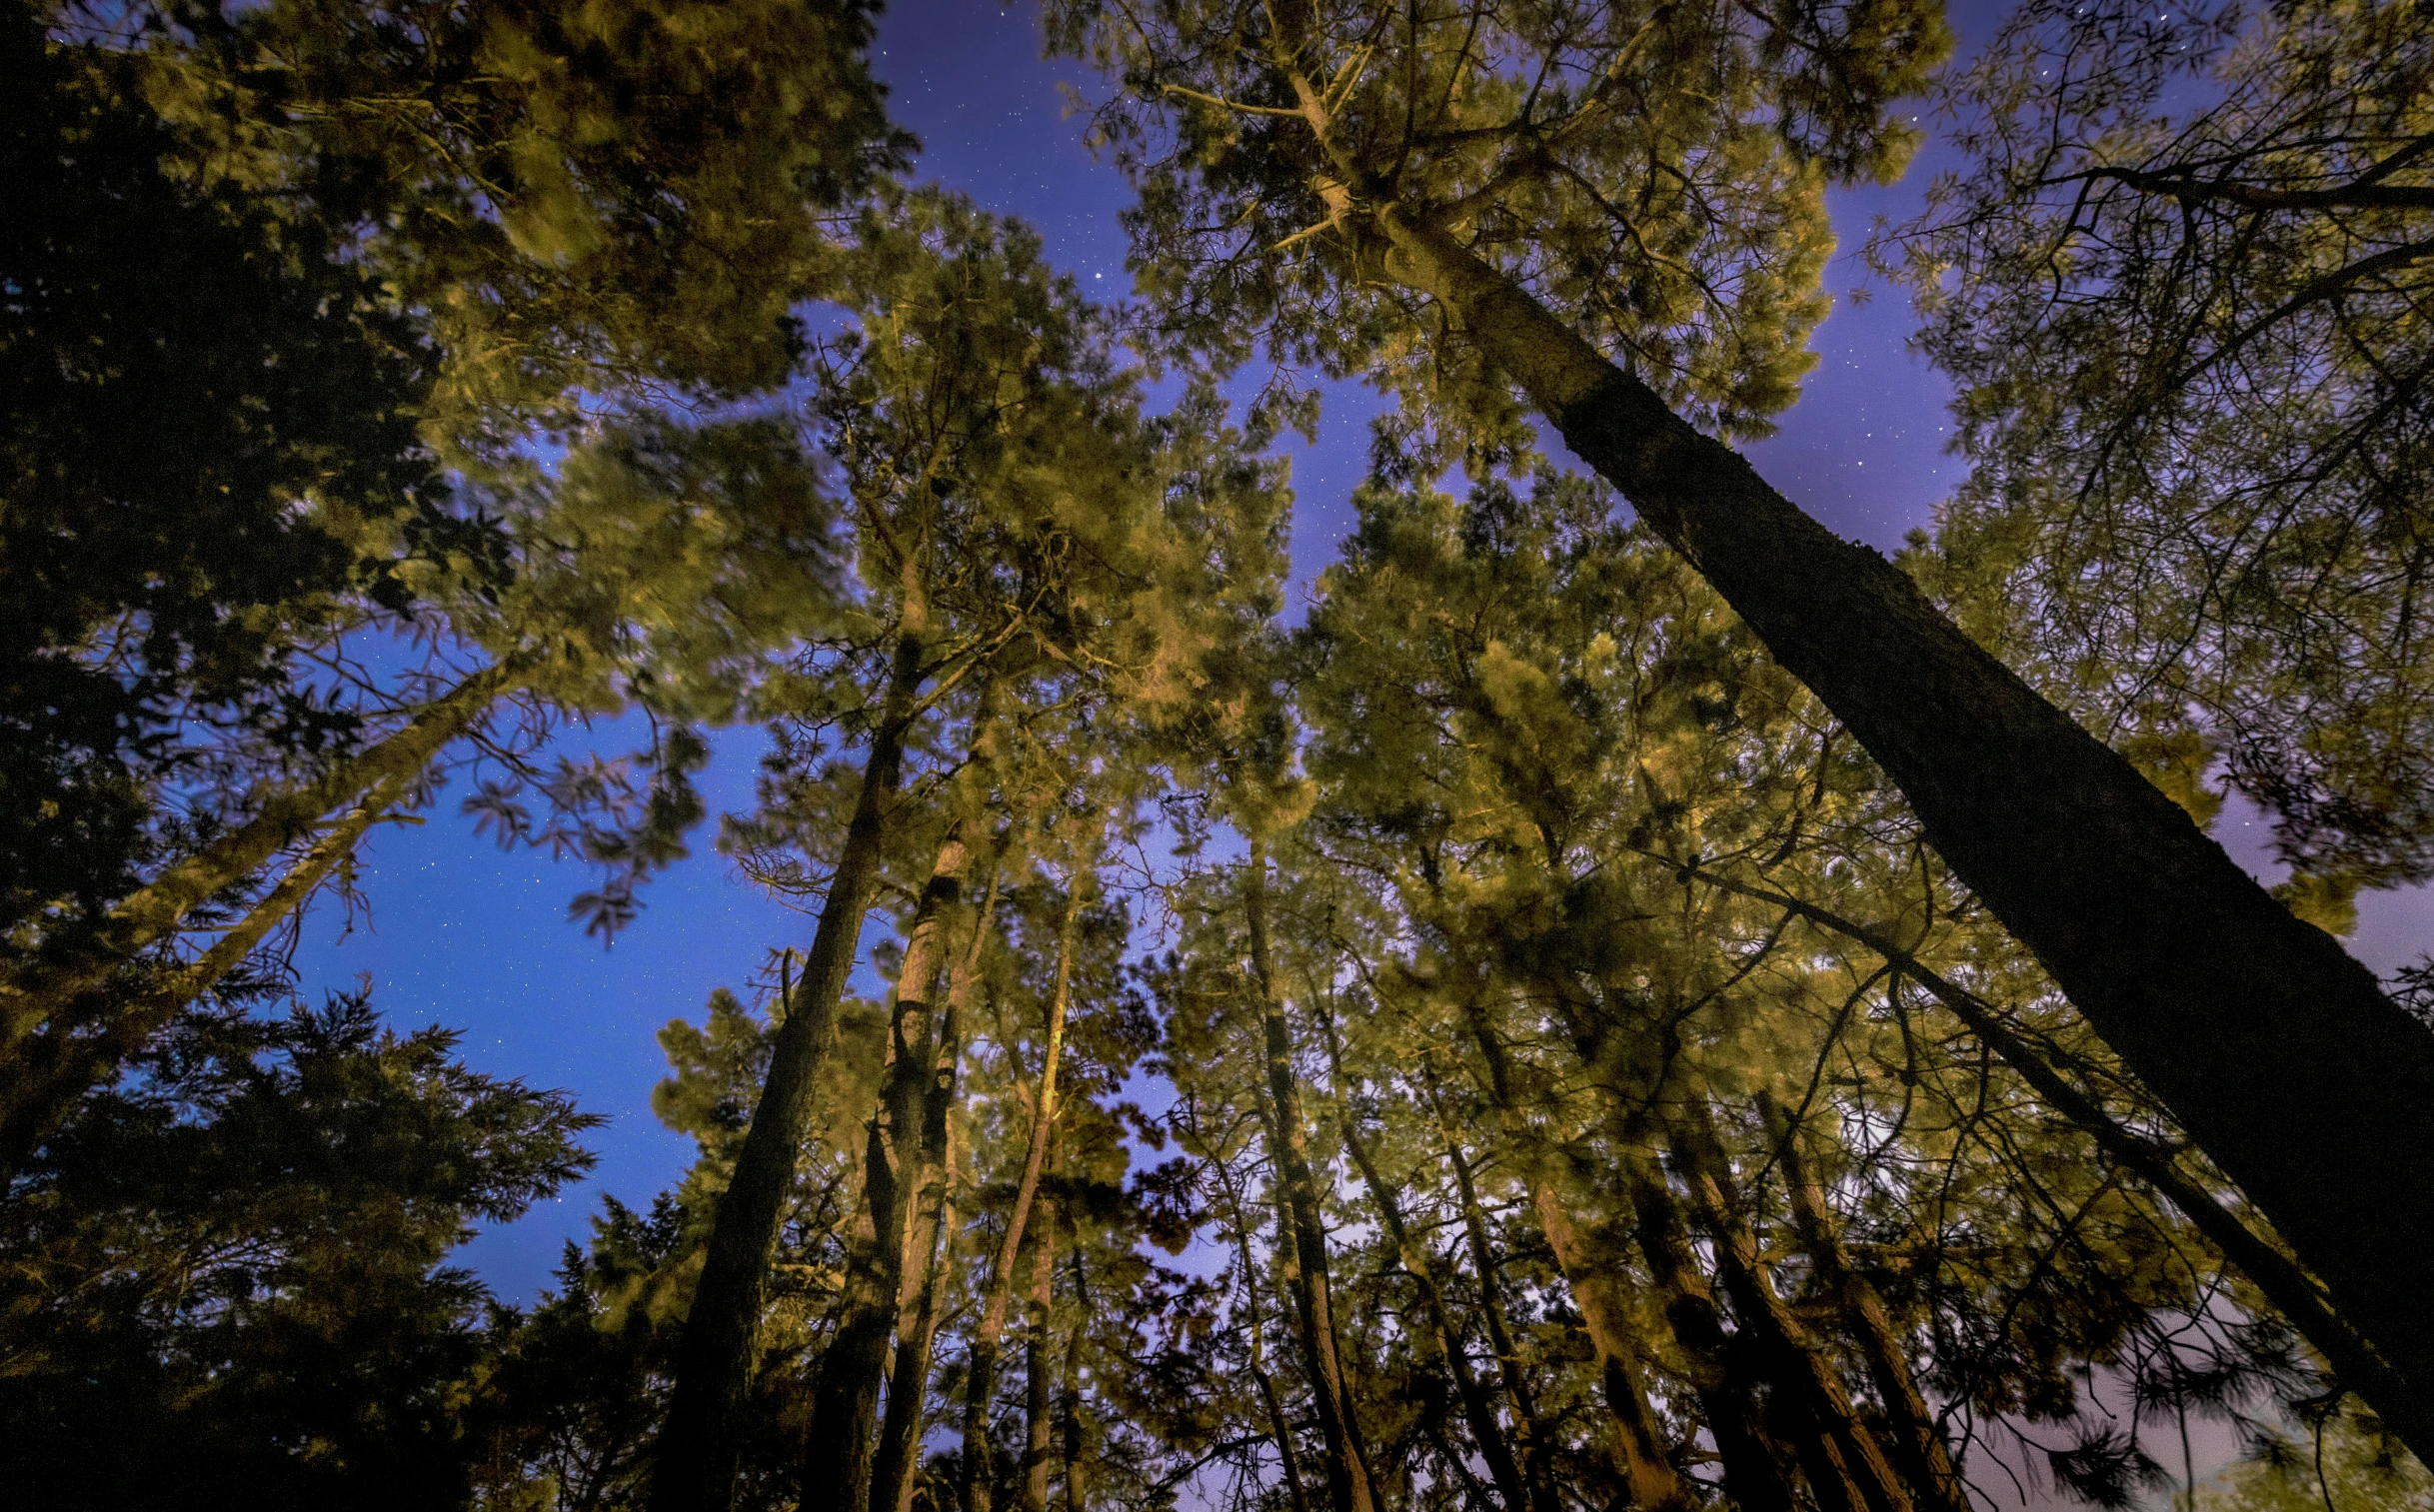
[{"x1": 4, "y1": 0, "x2": 2432, "y2": 1509}]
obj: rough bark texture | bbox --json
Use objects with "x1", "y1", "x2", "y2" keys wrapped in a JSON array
[
  {"x1": 1244, "y1": 840, "x2": 1378, "y2": 1512},
  {"x1": 1765, "y1": 1097, "x2": 1973, "y2": 1512},
  {"x1": 961, "y1": 876, "x2": 1083, "y2": 1512},
  {"x1": 652, "y1": 636, "x2": 927, "y2": 1512},
  {"x1": 1373, "y1": 208, "x2": 2434, "y2": 1401},
  {"x1": 803, "y1": 823, "x2": 976, "y2": 1510}
]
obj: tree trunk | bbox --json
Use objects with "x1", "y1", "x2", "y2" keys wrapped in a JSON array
[
  {"x1": 651, "y1": 635, "x2": 928, "y2": 1512},
  {"x1": 1061, "y1": 1251, "x2": 1090, "y2": 1512},
  {"x1": 1243, "y1": 838, "x2": 1378, "y2": 1512},
  {"x1": 1764, "y1": 1095, "x2": 1974, "y2": 1512},
  {"x1": 1318, "y1": 1011, "x2": 1531, "y2": 1512},
  {"x1": 803, "y1": 819, "x2": 978, "y2": 1510},
  {"x1": 1670, "y1": 1117, "x2": 1910, "y2": 1512},
  {"x1": 0, "y1": 761, "x2": 408, "y2": 1178},
  {"x1": 1623, "y1": 1156, "x2": 1802, "y2": 1512},
  {"x1": 1431, "y1": 1101, "x2": 1562, "y2": 1512},
  {"x1": 0, "y1": 662, "x2": 514, "y2": 1153},
  {"x1": 1373, "y1": 207, "x2": 2434, "y2": 1395},
  {"x1": 1699, "y1": 868, "x2": 2434, "y2": 1466},
  {"x1": 1448, "y1": 1008, "x2": 1691, "y2": 1512},
  {"x1": 874, "y1": 856, "x2": 1004, "y2": 1512},
  {"x1": 961, "y1": 871, "x2": 1084, "y2": 1512},
  {"x1": 1023, "y1": 1209, "x2": 1057, "y2": 1512},
  {"x1": 1212, "y1": 1142, "x2": 1315, "y2": 1512}
]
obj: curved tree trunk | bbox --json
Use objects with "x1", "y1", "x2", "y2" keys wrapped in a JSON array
[
  {"x1": 652, "y1": 634, "x2": 928, "y2": 1512},
  {"x1": 1243, "y1": 839, "x2": 1378, "y2": 1512},
  {"x1": 1371, "y1": 208, "x2": 2434, "y2": 1403}
]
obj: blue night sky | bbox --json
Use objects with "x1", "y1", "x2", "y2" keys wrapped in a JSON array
[{"x1": 291, "y1": 0, "x2": 2430, "y2": 1307}]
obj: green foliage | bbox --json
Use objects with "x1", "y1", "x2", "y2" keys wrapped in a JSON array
[
  {"x1": 0, "y1": 990, "x2": 600, "y2": 1509},
  {"x1": 1047, "y1": 0, "x2": 1946, "y2": 453},
  {"x1": 1886, "y1": 0, "x2": 2434, "y2": 889}
]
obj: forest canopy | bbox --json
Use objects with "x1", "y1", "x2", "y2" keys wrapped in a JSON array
[{"x1": 3, "y1": 2, "x2": 2431, "y2": 1511}]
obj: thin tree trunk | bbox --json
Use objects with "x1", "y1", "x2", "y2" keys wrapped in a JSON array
[
  {"x1": 1670, "y1": 1117, "x2": 1910, "y2": 1512},
  {"x1": 1243, "y1": 838, "x2": 1377, "y2": 1512},
  {"x1": 1371, "y1": 206, "x2": 2434, "y2": 1396},
  {"x1": 803, "y1": 818, "x2": 978, "y2": 1510},
  {"x1": 961, "y1": 871, "x2": 1085, "y2": 1512},
  {"x1": 1624, "y1": 1156, "x2": 1802, "y2": 1512},
  {"x1": 1430, "y1": 1098, "x2": 1562, "y2": 1512},
  {"x1": 1318, "y1": 1009, "x2": 1530, "y2": 1512},
  {"x1": 0, "y1": 663, "x2": 513, "y2": 1140},
  {"x1": 0, "y1": 762, "x2": 409, "y2": 1178},
  {"x1": 1023, "y1": 1206, "x2": 1057, "y2": 1512},
  {"x1": 652, "y1": 635, "x2": 928, "y2": 1512},
  {"x1": 1450, "y1": 1007, "x2": 1690, "y2": 1512},
  {"x1": 1211, "y1": 1135, "x2": 1315, "y2": 1512},
  {"x1": 1692, "y1": 867, "x2": 2434, "y2": 1466},
  {"x1": 1763, "y1": 1095, "x2": 1974, "y2": 1512},
  {"x1": 874, "y1": 854, "x2": 1005, "y2": 1512},
  {"x1": 1061, "y1": 1251, "x2": 1090, "y2": 1512}
]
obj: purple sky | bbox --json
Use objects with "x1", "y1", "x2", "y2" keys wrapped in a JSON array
[{"x1": 291, "y1": 0, "x2": 2426, "y2": 1340}]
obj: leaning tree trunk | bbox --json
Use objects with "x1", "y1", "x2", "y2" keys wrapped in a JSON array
[
  {"x1": 961, "y1": 873, "x2": 1084, "y2": 1512},
  {"x1": 0, "y1": 661, "x2": 516, "y2": 1156},
  {"x1": 1243, "y1": 839, "x2": 1379, "y2": 1512},
  {"x1": 1700, "y1": 868, "x2": 2434, "y2": 1466},
  {"x1": 802, "y1": 818, "x2": 978, "y2": 1511},
  {"x1": 1372, "y1": 208, "x2": 2434, "y2": 1399},
  {"x1": 1763, "y1": 1095, "x2": 1974, "y2": 1512},
  {"x1": 651, "y1": 635, "x2": 928, "y2": 1512}
]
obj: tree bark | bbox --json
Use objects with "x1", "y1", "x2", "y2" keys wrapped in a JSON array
[
  {"x1": 1061, "y1": 1251, "x2": 1090, "y2": 1512},
  {"x1": 1023, "y1": 1208, "x2": 1057, "y2": 1512},
  {"x1": 0, "y1": 662, "x2": 514, "y2": 1148},
  {"x1": 961, "y1": 871, "x2": 1084, "y2": 1512},
  {"x1": 1623, "y1": 1156, "x2": 1802, "y2": 1512},
  {"x1": 1670, "y1": 1116, "x2": 1911, "y2": 1512},
  {"x1": 0, "y1": 761, "x2": 408, "y2": 1179},
  {"x1": 1317, "y1": 1009, "x2": 1531, "y2": 1512},
  {"x1": 1371, "y1": 206, "x2": 2434, "y2": 1395},
  {"x1": 652, "y1": 635, "x2": 928, "y2": 1512},
  {"x1": 803, "y1": 819, "x2": 977, "y2": 1510},
  {"x1": 1243, "y1": 838, "x2": 1378, "y2": 1512},
  {"x1": 1764, "y1": 1095, "x2": 1974, "y2": 1512},
  {"x1": 873, "y1": 855, "x2": 1004, "y2": 1512}
]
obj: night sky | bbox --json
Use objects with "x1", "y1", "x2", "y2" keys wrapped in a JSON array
[{"x1": 291, "y1": 0, "x2": 2429, "y2": 1315}]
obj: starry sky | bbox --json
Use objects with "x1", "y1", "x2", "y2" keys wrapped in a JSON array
[{"x1": 291, "y1": 0, "x2": 2429, "y2": 1312}]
